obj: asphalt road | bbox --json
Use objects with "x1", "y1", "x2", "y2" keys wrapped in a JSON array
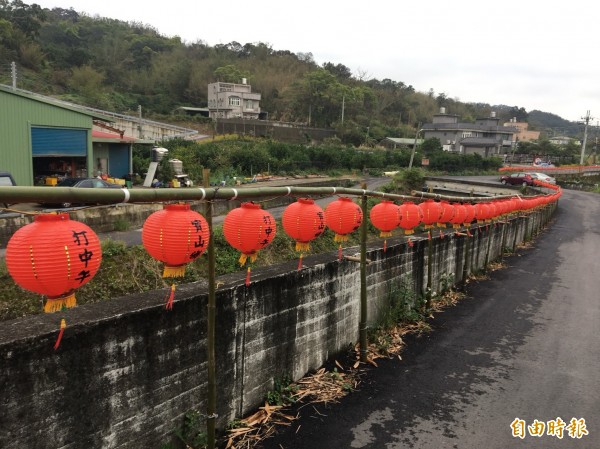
[{"x1": 260, "y1": 188, "x2": 600, "y2": 449}]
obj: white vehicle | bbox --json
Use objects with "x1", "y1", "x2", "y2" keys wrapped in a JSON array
[{"x1": 527, "y1": 172, "x2": 556, "y2": 184}]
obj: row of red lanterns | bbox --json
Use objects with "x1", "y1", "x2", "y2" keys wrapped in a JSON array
[{"x1": 5, "y1": 191, "x2": 561, "y2": 316}]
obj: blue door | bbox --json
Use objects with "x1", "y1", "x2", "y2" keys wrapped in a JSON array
[
  {"x1": 31, "y1": 127, "x2": 87, "y2": 156},
  {"x1": 108, "y1": 144, "x2": 130, "y2": 178}
]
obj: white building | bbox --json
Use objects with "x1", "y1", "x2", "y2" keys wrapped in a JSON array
[{"x1": 207, "y1": 80, "x2": 261, "y2": 120}]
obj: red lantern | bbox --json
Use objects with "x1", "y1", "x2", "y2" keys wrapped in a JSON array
[
  {"x1": 6, "y1": 213, "x2": 102, "y2": 313},
  {"x1": 369, "y1": 200, "x2": 400, "y2": 238},
  {"x1": 486, "y1": 202, "x2": 497, "y2": 222},
  {"x1": 418, "y1": 199, "x2": 442, "y2": 229},
  {"x1": 370, "y1": 200, "x2": 400, "y2": 252},
  {"x1": 437, "y1": 201, "x2": 455, "y2": 228},
  {"x1": 282, "y1": 198, "x2": 325, "y2": 251},
  {"x1": 142, "y1": 203, "x2": 209, "y2": 278},
  {"x1": 463, "y1": 203, "x2": 476, "y2": 225},
  {"x1": 474, "y1": 202, "x2": 491, "y2": 223},
  {"x1": 449, "y1": 203, "x2": 467, "y2": 229},
  {"x1": 223, "y1": 202, "x2": 276, "y2": 265},
  {"x1": 398, "y1": 201, "x2": 422, "y2": 235},
  {"x1": 324, "y1": 197, "x2": 363, "y2": 242},
  {"x1": 282, "y1": 198, "x2": 325, "y2": 269}
]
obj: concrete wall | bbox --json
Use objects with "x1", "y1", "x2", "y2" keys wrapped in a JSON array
[{"x1": 0, "y1": 206, "x2": 555, "y2": 448}]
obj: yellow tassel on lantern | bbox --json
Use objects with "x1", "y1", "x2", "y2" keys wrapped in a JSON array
[
  {"x1": 238, "y1": 252, "x2": 258, "y2": 266},
  {"x1": 334, "y1": 233, "x2": 349, "y2": 242},
  {"x1": 379, "y1": 231, "x2": 393, "y2": 238},
  {"x1": 404, "y1": 229, "x2": 415, "y2": 235},
  {"x1": 44, "y1": 293, "x2": 76, "y2": 313},
  {"x1": 163, "y1": 265, "x2": 186, "y2": 278},
  {"x1": 295, "y1": 242, "x2": 311, "y2": 252}
]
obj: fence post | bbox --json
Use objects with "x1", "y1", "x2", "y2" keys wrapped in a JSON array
[
  {"x1": 359, "y1": 183, "x2": 368, "y2": 363},
  {"x1": 204, "y1": 169, "x2": 217, "y2": 449}
]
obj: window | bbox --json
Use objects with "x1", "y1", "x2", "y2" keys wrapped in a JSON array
[
  {"x1": 245, "y1": 99, "x2": 253, "y2": 109},
  {"x1": 462, "y1": 132, "x2": 472, "y2": 138},
  {"x1": 229, "y1": 96, "x2": 240, "y2": 106}
]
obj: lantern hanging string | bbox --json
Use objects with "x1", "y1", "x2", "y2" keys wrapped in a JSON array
[{"x1": 53, "y1": 318, "x2": 66, "y2": 350}]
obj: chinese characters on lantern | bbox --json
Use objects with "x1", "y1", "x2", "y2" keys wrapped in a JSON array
[
  {"x1": 189, "y1": 218, "x2": 207, "y2": 259},
  {"x1": 510, "y1": 417, "x2": 589, "y2": 439},
  {"x1": 72, "y1": 229, "x2": 94, "y2": 284}
]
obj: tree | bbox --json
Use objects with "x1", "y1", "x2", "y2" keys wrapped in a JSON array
[
  {"x1": 213, "y1": 64, "x2": 249, "y2": 83},
  {"x1": 420, "y1": 137, "x2": 442, "y2": 156},
  {"x1": 0, "y1": 0, "x2": 46, "y2": 38},
  {"x1": 323, "y1": 62, "x2": 352, "y2": 80}
]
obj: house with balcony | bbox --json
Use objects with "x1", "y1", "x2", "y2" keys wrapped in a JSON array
[
  {"x1": 208, "y1": 80, "x2": 261, "y2": 120},
  {"x1": 422, "y1": 108, "x2": 518, "y2": 157}
]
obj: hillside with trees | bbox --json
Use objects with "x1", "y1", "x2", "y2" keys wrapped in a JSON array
[{"x1": 0, "y1": 0, "x2": 584, "y2": 144}]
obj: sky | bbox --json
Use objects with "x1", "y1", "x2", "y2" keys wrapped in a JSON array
[{"x1": 30, "y1": 0, "x2": 600, "y2": 123}]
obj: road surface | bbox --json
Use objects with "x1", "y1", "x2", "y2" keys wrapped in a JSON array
[{"x1": 260, "y1": 188, "x2": 600, "y2": 449}]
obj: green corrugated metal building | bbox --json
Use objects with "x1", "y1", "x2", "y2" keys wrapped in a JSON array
[{"x1": 0, "y1": 85, "x2": 113, "y2": 186}]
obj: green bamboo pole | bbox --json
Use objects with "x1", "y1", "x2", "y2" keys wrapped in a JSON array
[
  {"x1": 0, "y1": 185, "x2": 422, "y2": 205},
  {"x1": 461, "y1": 232, "x2": 471, "y2": 285},
  {"x1": 425, "y1": 234, "x2": 433, "y2": 310},
  {"x1": 203, "y1": 170, "x2": 217, "y2": 449},
  {"x1": 0, "y1": 185, "x2": 524, "y2": 207},
  {"x1": 359, "y1": 183, "x2": 368, "y2": 363}
]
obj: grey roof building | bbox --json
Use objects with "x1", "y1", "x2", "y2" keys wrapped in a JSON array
[
  {"x1": 422, "y1": 108, "x2": 518, "y2": 157},
  {"x1": 380, "y1": 137, "x2": 424, "y2": 149}
]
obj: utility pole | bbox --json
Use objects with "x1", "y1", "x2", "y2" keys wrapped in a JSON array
[
  {"x1": 408, "y1": 122, "x2": 422, "y2": 169},
  {"x1": 137, "y1": 105, "x2": 143, "y2": 139},
  {"x1": 11, "y1": 61, "x2": 17, "y2": 90},
  {"x1": 341, "y1": 94, "x2": 345, "y2": 124},
  {"x1": 580, "y1": 110, "x2": 592, "y2": 165}
]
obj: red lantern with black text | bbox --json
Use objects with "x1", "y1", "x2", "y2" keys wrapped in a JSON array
[
  {"x1": 282, "y1": 198, "x2": 325, "y2": 251},
  {"x1": 282, "y1": 198, "x2": 325, "y2": 269},
  {"x1": 223, "y1": 202, "x2": 276, "y2": 265},
  {"x1": 325, "y1": 197, "x2": 363, "y2": 242},
  {"x1": 6, "y1": 213, "x2": 102, "y2": 313},
  {"x1": 142, "y1": 203, "x2": 210, "y2": 278}
]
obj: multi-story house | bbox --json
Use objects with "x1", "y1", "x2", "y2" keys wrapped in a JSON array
[
  {"x1": 422, "y1": 108, "x2": 518, "y2": 157},
  {"x1": 503, "y1": 118, "x2": 540, "y2": 142},
  {"x1": 207, "y1": 80, "x2": 261, "y2": 120}
]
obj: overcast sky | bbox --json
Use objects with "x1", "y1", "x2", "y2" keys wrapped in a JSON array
[{"x1": 31, "y1": 0, "x2": 600, "y2": 123}]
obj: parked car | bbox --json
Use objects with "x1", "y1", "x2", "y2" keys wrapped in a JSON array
[
  {"x1": 499, "y1": 172, "x2": 535, "y2": 186},
  {"x1": 0, "y1": 171, "x2": 17, "y2": 208},
  {"x1": 528, "y1": 172, "x2": 556, "y2": 184},
  {"x1": 44, "y1": 177, "x2": 123, "y2": 208}
]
